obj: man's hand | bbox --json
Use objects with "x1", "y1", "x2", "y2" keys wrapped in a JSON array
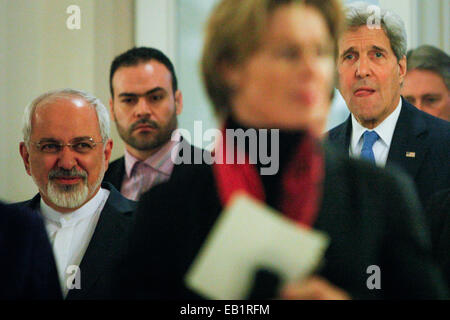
[{"x1": 280, "y1": 276, "x2": 351, "y2": 300}]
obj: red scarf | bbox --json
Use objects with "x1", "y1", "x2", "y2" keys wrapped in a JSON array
[{"x1": 212, "y1": 124, "x2": 324, "y2": 228}]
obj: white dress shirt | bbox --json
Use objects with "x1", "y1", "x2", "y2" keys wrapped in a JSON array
[
  {"x1": 40, "y1": 188, "x2": 109, "y2": 297},
  {"x1": 350, "y1": 98, "x2": 402, "y2": 167}
]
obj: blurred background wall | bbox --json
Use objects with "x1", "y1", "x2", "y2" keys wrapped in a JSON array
[{"x1": 0, "y1": 0, "x2": 448, "y2": 202}]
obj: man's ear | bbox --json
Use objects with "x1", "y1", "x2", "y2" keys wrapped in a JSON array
[
  {"x1": 109, "y1": 98, "x2": 116, "y2": 121},
  {"x1": 398, "y1": 55, "x2": 407, "y2": 85},
  {"x1": 175, "y1": 90, "x2": 183, "y2": 115},
  {"x1": 103, "y1": 139, "x2": 113, "y2": 171},
  {"x1": 19, "y1": 142, "x2": 32, "y2": 176}
]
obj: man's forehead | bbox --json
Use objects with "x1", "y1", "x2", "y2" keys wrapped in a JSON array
[
  {"x1": 113, "y1": 61, "x2": 172, "y2": 91},
  {"x1": 31, "y1": 97, "x2": 100, "y2": 136},
  {"x1": 35, "y1": 95, "x2": 87, "y2": 112},
  {"x1": 339, "y1": 27, "x2": 390, "y2": 50}
]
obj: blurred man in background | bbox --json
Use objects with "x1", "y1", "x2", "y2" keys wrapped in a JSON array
[
  {"x1": 402, "y1": 45, "x2": 450, "y2": 121},
  {"x1": 0, "y1": 200, "x2": 61, "y2": 299}
]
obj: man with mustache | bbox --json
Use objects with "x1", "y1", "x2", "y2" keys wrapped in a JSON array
[
  {"x1": 105, "y1": 47, "x2": 200, "y2": 201},
  {"x1": 328, "y1": 3, "x2": 450, "y2": 208},
  {"x1": 17, "y1": 89, "x2": 136, "y2": 299}
]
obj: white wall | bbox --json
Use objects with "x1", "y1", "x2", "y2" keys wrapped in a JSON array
[
  {"x1": 378, "y1": 0, "x2": 449, "y2": 51},
  {"x1": 135, "y1": 0, "x2": 219, "y2": 149},
  {"x1": 135, "y1": 0, "x2": 177, "y2": 62},
  {"x1": 378, "y1": 0, "x2": 419, "y2": 50}
]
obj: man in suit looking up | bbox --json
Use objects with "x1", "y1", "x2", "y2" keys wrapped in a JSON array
[
  {"x1": 105, "y1": 47, "x2": 195, "y2": 201},
  {"x1": 402, "y1": 45, "x2": 450, "y2": 122},
  {"x1": 328, "y1": 3, "x2": 450, "y2": 207},
  {"x1": 18, "y1": 89, "x2": 135, "y2": 299}
]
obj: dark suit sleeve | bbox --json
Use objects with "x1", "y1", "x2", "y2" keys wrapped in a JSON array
[
  {"x1": 425, "y1": 189, "x2": 450, "y2": 290},
  {"x1": 380, "y1": 171, "x2": 448, "y2": 299},
  {"x1": 116, "y1": 182, "x2": 189, "y2": 299},
  {"x1": 0, "y1": 203, "x2": 62, "y2": 300},
  {"x1": 115, "y1": 163, "x2": 213, "y2": 300},
  {"x1": 26, "y1": 211, "x2": 62, "y2": 299}
]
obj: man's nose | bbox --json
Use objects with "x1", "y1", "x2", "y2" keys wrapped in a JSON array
[
  {"x1": 56, "y1": 146, "x2": 78, "y2": 170},
  {"x1": 135, "y1": 97, "x2": 153, "y2": 118},
  {"x1": 355, "y1": 56, "x2": 370, "y2": 78}
]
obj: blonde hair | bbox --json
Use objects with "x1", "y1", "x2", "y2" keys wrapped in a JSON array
[{"x1": 201, "y1": 0, "x2": 344, "y2": 117}]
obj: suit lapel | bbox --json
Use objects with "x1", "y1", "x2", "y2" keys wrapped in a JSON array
[
  {"x1": 105, "y1": 157, "x2": 126, "y2": 191},
  {"x1": 23, "y1": 194, "x2": 41, "y2": 210},
  {"x1": 328, "y1": 116, "x2": 352, "y2": 152},
  {"x1": 341, "y1": 117, "x2": 352, "y2": 150},
  {"x1": 66, "y1": 185, "x2": 133, "y2": 299},
  {"x1": 386, "y1": 99, "x2": 429, "y2": 180},
  {"x1": 20, "y1": 194, "x2": 47, "y2": 221}
]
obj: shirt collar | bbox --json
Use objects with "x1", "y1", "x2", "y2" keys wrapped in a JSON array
[
  {"x1": 351, "y1": 97, "x2": 402, "y2": 149},
  {"x1": 40, "y1": 187, "x2": 108, "y2": 227},
  {"x1": 124, "y1": 130, "x2": 181, "y2": 178}
]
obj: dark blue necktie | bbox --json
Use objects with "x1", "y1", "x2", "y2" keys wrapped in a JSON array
[{"x1": 360, "y1": 131, "x2": 379, "y2": 164}]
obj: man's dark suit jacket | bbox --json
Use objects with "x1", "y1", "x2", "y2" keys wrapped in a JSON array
[
  {"x1": 327, "y1": 97, "x2": 450, "y2": 207},
  {"x1": 0, "y1": 201, "x2": 61, "y2": 299},
  {"x1": 426, "y1": 188, "x2": 450, "y2": 289},
  {"x1": 104, "y1": 139, "x2": 205, "y2": 195},
  {"x1": 118, "y1": 143, "x2": 448, "y2": 299},
  {"x1": 17, "y1": 182, "x2": 136, "y2": 300}
]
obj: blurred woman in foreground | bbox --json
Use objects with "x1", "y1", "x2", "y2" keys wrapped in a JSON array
[{"x1": 120, "y1": 0, "x2": 447, "y2": 299}]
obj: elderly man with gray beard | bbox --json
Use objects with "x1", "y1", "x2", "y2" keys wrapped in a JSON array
[{"x1": 16, "y1": 88, "x2": 136, "y2": 299}]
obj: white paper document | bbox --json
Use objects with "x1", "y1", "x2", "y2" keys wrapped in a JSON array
[{"x1": 185, "y1": 193, "x2": 330, "y2": 300}]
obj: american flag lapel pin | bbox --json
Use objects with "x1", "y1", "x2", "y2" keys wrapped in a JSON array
[{"x1": 405, "y1": 151, "x2": 416, "y2": 158}]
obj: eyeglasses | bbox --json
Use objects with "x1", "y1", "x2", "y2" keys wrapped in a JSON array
[{"x1": 31, "y1": 138, "x2": 104, "y2": 154}]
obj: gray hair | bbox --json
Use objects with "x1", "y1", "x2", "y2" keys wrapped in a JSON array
[
  {"x1": 22, "y1": 88, "x2": 111, "y2": 145},
  {"x1": 344, "y1": 2, "x2": 407, "y2": 61},
  {"x1": 407, "y1": 45, "x2": 450, "y2": 90}
]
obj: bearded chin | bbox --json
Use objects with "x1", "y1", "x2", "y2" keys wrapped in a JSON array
[
  {"x1": 47, "y1": 180, "x2": 89, "y2": 209},
  {"x1": 45, "y1": 165, "x2": 105, "y2": 209}
]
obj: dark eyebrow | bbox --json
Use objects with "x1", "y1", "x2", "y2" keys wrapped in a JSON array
[
  {"x1": 37, "y1": 138, "x2": 60, "y2": 143},
  {"x1": 117, "y1": 93, "x2": 137, "y2": 98},
  {"x1": 372, "y1": 46, "x2": 388, "y2": 54},
  {"x1": 37, "y1": 137, "x2": 94, "y2": 143},
  {"x1": 422, "y1": 94, "x2": 442, "y2": 99},
  {"x1": 71, "y1": 136, "x2": 95, "y2": 142},
  {"x1": 118, "y1": 87, "x2": 166, "y2": 98}
]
